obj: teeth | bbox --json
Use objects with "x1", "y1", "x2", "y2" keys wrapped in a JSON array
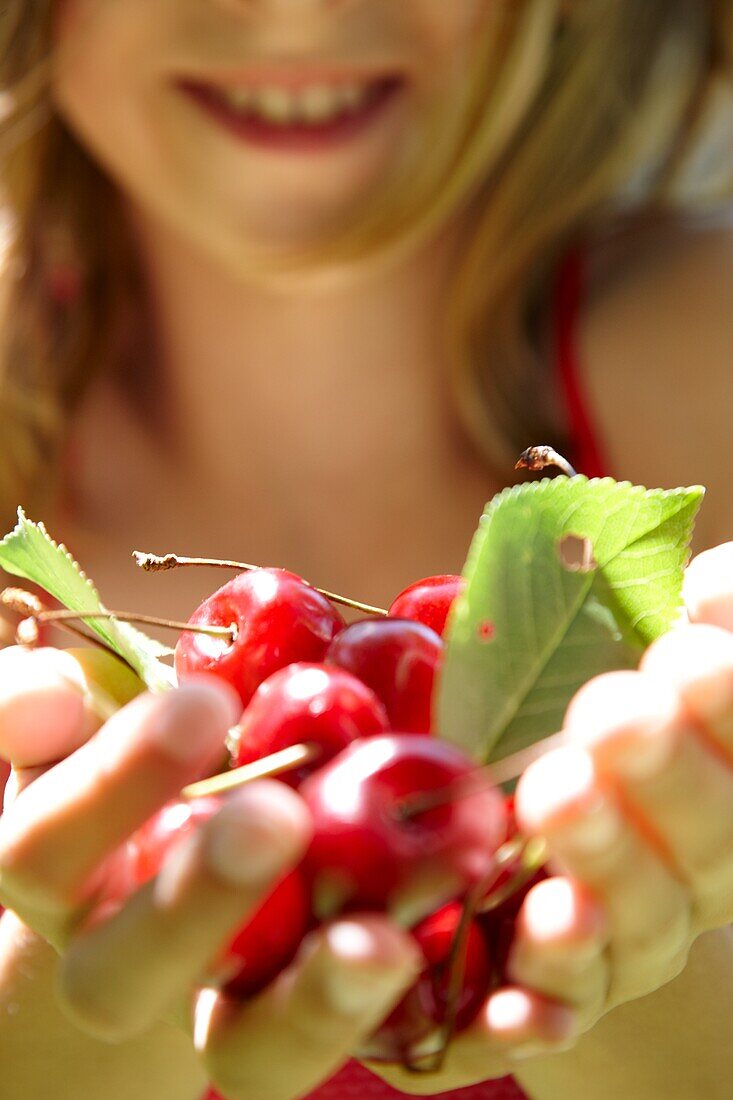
[
  {"x1": 256, "y1": 86, "x2": 295, "y2": 123},
  {"x1": 339, "y1": 85, "x2": 365, "y2": 110},
  {"x1": 218, "y1": 82, "x2": 371, "y2": 125},
  {"x1": 301, "y1": 84, "x2": 341, "y2": 123},
  {"x1": 227, "y1": 88, "x2": 254, "y2": 111}
]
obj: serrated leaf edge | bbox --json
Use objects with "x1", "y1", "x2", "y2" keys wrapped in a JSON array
[
  {"x1": 1, "y1": 508, "x2": 175, "y2": 690},
  {"x1": 446, "y1": 477, "x2": 704, "y2": 759}
]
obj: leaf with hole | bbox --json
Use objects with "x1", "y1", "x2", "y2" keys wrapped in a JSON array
[{"x1": 437, "y1": 477, "x2": 704, "y2": 766}]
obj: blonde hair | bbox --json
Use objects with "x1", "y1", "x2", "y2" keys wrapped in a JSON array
[{"x1": 0, "y1": 0, "x2": 732, "y2": 526}]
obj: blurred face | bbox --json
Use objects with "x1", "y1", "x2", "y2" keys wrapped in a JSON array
[{"x1": 52, "y1": 0, "x2": 490, "y2": 276}]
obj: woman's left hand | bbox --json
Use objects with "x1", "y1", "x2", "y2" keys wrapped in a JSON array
[{"x1": 369, "y1": 540, "x2": 733, "y2": 1093}]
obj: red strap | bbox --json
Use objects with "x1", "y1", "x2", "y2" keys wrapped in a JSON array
[{"x1": 553, "y1": 246, "x2": 611, "y2": 480}]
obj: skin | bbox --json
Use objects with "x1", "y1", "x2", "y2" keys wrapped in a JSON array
[
  {"x1": 0, "y1": 0, "x2": 732, "y2": 1097},
  {"x1": 52, "y1": 0, "x2": 489, "y2": 263}
]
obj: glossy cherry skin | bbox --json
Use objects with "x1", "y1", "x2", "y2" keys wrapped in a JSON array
[
  {"x1": 363, "y1": 900, "x2": 492, "y2": 1063},
  {"x1": 325, "y1": 618, "x2": 443, "y2": 734},
  {"x1": 175, "y1": 569, "x2": 345, "y2": 708},
  {"x1": 126, "y1": 797, "x2": 311, "y2": 998},
  {"x1": 234, "y1": 663, "x2": 390, "y2": 786},
  {"x1": 300, "y1": 735, "x2": 507, "y2": 923},
  {"x1": 220, "y1": 869, "x2": 312, "y2": 998},
  {"x1": 388, "y1": 575, "x2": 465, "y2": 639}
]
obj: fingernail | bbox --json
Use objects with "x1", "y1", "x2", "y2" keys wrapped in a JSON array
[
  {"x1": 565, "y1": 674, "x2": 678, "y2": 780},
  {"x1": 322, "y1": 919, "x2": 421, "y2": 1016},
  {"x1": 521, "y1": 877, "x2": 608, "y2": 949},
  {"x1": 644, "y1": 627, "x2": 733, "y2": 722},
  {"x1": 509, "y1": 1036, "x2": 577, "y2": 1062},
  {"x1": 489, "y1": 990, "x2": 576, "y2": 1053},
  {"x1": 558, "y1": 796, "x2": 624, "y2": 853},
  {"x1": 517, "y1": 747, "x2": 600, "y2": 832},
  {"x1": 147, "y1": 679, "x2": 240, "y2": 764},
  {"x1": 206, "y1": 780, "x2": 311, "y2": 887}
]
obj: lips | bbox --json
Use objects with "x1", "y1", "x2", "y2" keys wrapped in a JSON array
[{"x1": 176, "y1": 74, "x2": 406, "y2": 151}]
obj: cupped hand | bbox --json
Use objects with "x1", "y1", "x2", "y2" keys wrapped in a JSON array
[
  {"x1": 371, "y1": 541, "x2": 733, "y2": 1094},
  {"x1": 0, "y1": 651, "x2": 421, "y2": 1100}
]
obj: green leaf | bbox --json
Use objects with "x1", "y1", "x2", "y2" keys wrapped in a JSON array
[
  {"x1": 437, "y1": 477, "x2": 704, "y2": 765},
  {"x1": 0, "y1": 509, "x2": 175, "y2": 692}
]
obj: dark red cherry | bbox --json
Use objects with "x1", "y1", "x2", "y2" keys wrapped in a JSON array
[
  {"x1": 300, "y1": 734, "x2": 506, "y2": 923},
  {"x1": 126, "y1": 796, "x2": 221, "y2": 885},
  {"x1": 234, "y1": 663, "x2": 390, "y2": 786},
  {"x1": 127, "y1": 797, "x2": 310, "y2": 998},
  {"x1": 388, "y1": 575, "x2": 465, "y2": 638},
  {"x1": 362, "y1": 900, "x2": 492, "y2": 1063},
  {"x1": 175, "y1": 569, "x2": 345, "y2": 708},
  {"x1": 218, "y1": 869, "x2": 311, "y2": 998},
  {"x1": 325, "y1": 618, "x2": 443, "y2": 733}
]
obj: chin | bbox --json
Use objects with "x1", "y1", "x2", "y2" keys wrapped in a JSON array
[{"x1": 195, "y1": 212, "x2": 395, "y2": 288}]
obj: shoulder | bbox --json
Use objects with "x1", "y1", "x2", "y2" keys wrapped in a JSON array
[{"x1": 578, "y1": 211, "x2": 733, "y2": 551}]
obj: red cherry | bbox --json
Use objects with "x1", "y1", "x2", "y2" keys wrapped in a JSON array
[
  {"x1": 127, "y1": 797, "x2": 310, "y2": 998},
  {"x1": 218, "y1": 869, "x2": 311, "y2": 998},
  {"x1": 388, "y1": 575, "x2": 464, "y2": 638},
  {"x1": 364, "y1": 900, "x2": 492, "y2": 1063},
  {"x1": 325, "y1": 618, "x2": 443, "y2": 733},
  {"x1": 300, "y1": 735, "x2": 506, "y2": 922},
  {"x1": 126, "y1": 796, "x2": 221, "y2": 884},
  {"x1": 175, "y1": 569, "x2": 345, "y2": 708},
  {"x1": 234, "y1": 663, "x2": 390, "y2": 785}
]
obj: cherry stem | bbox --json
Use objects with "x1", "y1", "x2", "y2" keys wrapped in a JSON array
[
  {"x1": 404, "y1": 856, "x2": 517, "y2": 1075},
  {"x1": 395, "y1": 729, "x2": 568, "y2": 821},
  {"x1": 180, "y1": 742, "x2": 322, "y2": 800},
  {"x1": 133, "y1": 550, "x2": 389, "y2": 619},
  {"x1": 477, "y1": 836, "x2": 549, "y2": 915},
  {"x1": 27, "y1": 606, "x2": 236, "y2": 645},
  {"x1": 431, "y1": 878, "x2": 485, "y2": 1073},
  {"x1": 515, "y1": 446, "x2": 578, "y2": 478},
  {"x1": 1, "y1": 587, "x2": 130, "y2": 659}
]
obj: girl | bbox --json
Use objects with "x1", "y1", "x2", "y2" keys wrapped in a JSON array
[{"x1": 1, "y1": 2, "x2": 733, "y2": 1098}]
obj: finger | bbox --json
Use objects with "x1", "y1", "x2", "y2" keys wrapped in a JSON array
[
  {"x1": 197, "y1": 915, "x2": 422, "y2": 1100},
  {"x1": 565, "y1": 670, "x2": 733, "y2": 931},
  {"x1": 0, "y1": 677, "x2": 239, "y2": 920},
  {"x1": 372, "y1": 986, "x2": 577, "y2": 1093},
  {"x1": 0, "y1": 647, "x2": 96, "y2": 769},
  {"x1": 516, "y1": 746, "x2": 692, "y2": 1007},
  {"x1": 57, "y1": 781, "x2": 311, "y2": 1040},
  {"x1": 506, "y1": 877, "x2": 609, "y2": 1029},
  {"x1": 684, "y1": 542, "x2": 733, "y2": 631},
  {"x1": 640, "y1": 624, "x2": 733, "y2": 759}
]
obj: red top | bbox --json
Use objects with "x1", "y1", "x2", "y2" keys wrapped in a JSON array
[
  {"x1": 204, "y1": 1064, "x2": 527, "y2": 1100},
  {"x1": 0, "y1": 248, "x2": 607, "y2": 1100}
]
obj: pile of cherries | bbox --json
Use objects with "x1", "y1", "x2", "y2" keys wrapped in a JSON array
[{"x1": 120, "y1": 568, "x2": 545, "y2": 1067}]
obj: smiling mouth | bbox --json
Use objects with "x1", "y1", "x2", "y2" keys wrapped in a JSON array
[{"x1": 176, "y1": 74, "x2": 406, "y2": 151}]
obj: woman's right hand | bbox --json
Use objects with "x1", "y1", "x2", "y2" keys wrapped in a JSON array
[{"x1": 0, "y1": 646, "x2": 422, "y2": 1100}]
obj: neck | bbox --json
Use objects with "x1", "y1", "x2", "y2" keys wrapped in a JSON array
[
  {"x1": 130, "y1": 207, "x2": 464, "y2": 476},
  {"x1": 81, "y1": 207, "x2": 496, "y2": 602}
]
